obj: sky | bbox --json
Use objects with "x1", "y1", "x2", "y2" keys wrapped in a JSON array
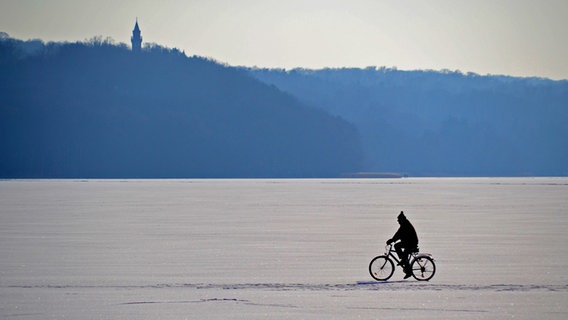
[{"x1": 1, "y1": 0, "x2": 568, "y2": 80}]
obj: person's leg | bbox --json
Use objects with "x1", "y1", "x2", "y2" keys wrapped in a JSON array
[
  {"x1": 394, "y1": 243, "x2": 409, "y2": 269},
  {"x1": 401, "y1": 245, "x2": 413, "y2": 275},
  {"x1": 394, "y1": 242, "x2": 405, "y2": 261}
]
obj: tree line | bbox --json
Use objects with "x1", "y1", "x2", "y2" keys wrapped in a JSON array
[
  {"x1": 249, "y1": 67, "x2": 568, "y2": 176},
  {"x1": 0, "y1": 35, "x2": 362, "y2": 178}
]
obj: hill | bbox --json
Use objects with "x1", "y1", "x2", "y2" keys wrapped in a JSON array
[
  {"x1": 0, "y1": 37, "x2": 362, "y2": 178},
  {"x1": 249, "y1": 67, "x2": 568, "y2": 176}
]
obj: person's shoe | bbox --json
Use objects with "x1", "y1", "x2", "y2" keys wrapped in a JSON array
[{"x1": 403, "y1": 266, "x2": 412, "y2": 279}]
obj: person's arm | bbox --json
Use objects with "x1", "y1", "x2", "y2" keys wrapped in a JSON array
[{"x1": 386, "y1": 228, "x2": 402, "y2": 244}]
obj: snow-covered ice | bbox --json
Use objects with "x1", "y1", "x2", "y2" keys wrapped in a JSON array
[{"x1": 1, "y1": 178, "x2": 567, "y2": 319}]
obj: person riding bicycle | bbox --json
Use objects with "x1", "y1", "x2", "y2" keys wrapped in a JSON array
[{"x1": 386, "y1": 211, "x2": 419, "y2": 279}]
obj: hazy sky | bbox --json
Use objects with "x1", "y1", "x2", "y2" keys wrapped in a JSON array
[{"x1": 2, "y1": 0, "x2": 567, "y2": 79}]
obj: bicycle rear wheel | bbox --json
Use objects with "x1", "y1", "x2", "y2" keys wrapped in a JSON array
[
  {"x1": 369, "y1": 255, "x2": 394, "y2": 281},
  {"x1": 411, "y1": 256, "x2": 436, "y2": 281}
]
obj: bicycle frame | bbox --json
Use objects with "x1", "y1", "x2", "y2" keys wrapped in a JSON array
[
  {"x1": 383, "y1": 243, "x2": 409, "y2": 267},
  {"x1": 384, "y1": 243, "x2": 432, "y2": 268}
]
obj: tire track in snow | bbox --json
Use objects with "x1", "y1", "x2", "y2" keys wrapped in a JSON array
[{"x1": 5, "y1": 282, "x2": 568, "y2": 292}]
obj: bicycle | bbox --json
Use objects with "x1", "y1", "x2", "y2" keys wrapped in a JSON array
[{"x1": 368, "y1": 243, "x2": 436, "y2": 281}]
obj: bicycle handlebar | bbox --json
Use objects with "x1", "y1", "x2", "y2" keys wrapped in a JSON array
[{"x1": 384, "y1": 243, "x2": 395, "y2": 253}]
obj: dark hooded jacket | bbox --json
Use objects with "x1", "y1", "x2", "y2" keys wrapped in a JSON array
[{"x1": 391, "y1": 213, "x2": 419, "y2": 247}]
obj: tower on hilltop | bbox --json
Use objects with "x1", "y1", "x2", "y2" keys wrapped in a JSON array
[{"x1": 131, "y1": 19, "x2": 142, "y2": 52}]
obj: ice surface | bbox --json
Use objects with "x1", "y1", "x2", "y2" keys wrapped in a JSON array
[{"x1": 1, "y1": 178, "x2": 567, "y2": 319}]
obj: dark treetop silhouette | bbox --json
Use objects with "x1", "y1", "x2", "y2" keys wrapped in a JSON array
[
  {"x1": 0, "y1": 34, "x2": 362, "y2": 178},
  {"x1": 249, "y1": 67, "x2": 568, "y2": 177},
  {"x1": 3, "y1": 26, "x2": 567, "y2": 178}
]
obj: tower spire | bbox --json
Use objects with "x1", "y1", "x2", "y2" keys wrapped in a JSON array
[{"x1": 131, "y1": 19, "x2": 142, "y2": 53}]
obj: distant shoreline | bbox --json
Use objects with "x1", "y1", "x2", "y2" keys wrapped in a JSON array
[{"x1": 340, "y1": 172, "x2": 404, "y2": 179}]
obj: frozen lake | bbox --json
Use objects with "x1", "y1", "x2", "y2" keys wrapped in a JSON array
[{"x1": 1, "y1": 178, "x2": 567, "y2": 319}]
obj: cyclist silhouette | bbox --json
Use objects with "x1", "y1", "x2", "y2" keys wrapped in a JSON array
[{"x1": 386, "y1": 211, "x2": 419, "y2": 279}]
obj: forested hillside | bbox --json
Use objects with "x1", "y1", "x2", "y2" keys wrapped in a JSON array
[
  {"x1": 250, "y1": 67, "x2": 568, "y2": 176},
  {"x1": 0, "y1": 36, "x2": 362, "y2": 178}
]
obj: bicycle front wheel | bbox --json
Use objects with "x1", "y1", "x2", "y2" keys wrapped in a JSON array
[
  {"x1": 369, "y1": 255, "x2": 394, "y2": 281},
  {"x1": 411, "y1": 256, "x2": 436, "y2": 281}
]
